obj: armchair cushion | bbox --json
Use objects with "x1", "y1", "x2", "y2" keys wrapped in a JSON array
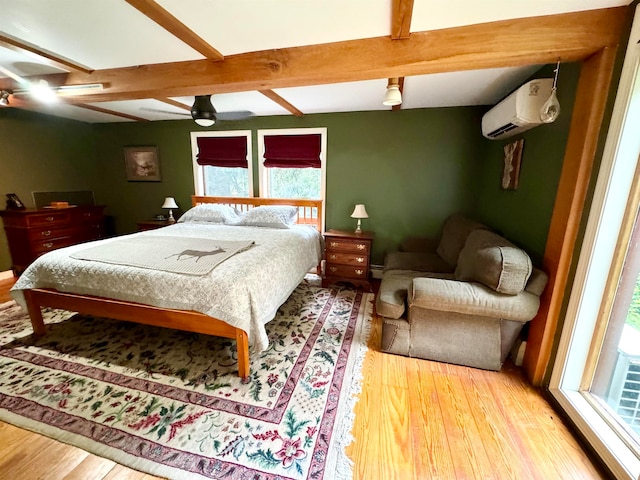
[
  {"x1": 383, "y1": 251, "x2": 452, "y2": 274},
  {"x1": 377, "y1": 271, "x2": 454, "y2": 319},
  {"x1": 436, "y1": 213, "x2": 489, "y2": 267},
  {"x1": 454, "y1": 230, "x2": 532, "y2": 295},
  {"x1": 409, "y1": 277, "x2": 540, "y2": 322}
]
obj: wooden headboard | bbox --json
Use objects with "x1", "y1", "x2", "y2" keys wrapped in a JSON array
[{"x1": 191, "y1": 196, "x2": 323, "y2": 231}]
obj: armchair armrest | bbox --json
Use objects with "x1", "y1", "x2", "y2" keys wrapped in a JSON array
[{"x1": 409, "y1": 277, "x2": 540, "y2": 322}]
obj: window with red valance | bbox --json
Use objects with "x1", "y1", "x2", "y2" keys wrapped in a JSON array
[
  {"x1": 196, "y1": 136, "x2": 248, "y2": 168},
  {"x1": 263, "y1": 134, "x2": 322, "y2": 169}
]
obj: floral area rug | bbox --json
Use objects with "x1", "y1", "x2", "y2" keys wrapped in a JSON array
[{"x1": 0, "y1": 277, "x2": 373, "y2": 480}]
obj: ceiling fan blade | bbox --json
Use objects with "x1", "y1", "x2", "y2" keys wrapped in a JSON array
[
  {"x1": 215, "y1": 110, "x2": 254, "y2": 121},
  {"x1": 142, "y1": 106, "x2": 254, "y2": 121}
]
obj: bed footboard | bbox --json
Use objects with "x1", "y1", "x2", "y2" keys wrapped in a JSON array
[{"x1": 22, "y1": 288, "x2": 251, "y2": 382}]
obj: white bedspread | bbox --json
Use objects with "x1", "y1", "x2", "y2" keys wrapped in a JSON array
[{"x1": 11, "y1": 223, "x2": 323, "y2": 353}]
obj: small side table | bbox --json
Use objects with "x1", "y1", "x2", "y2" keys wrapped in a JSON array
[
  {"x1": 137, "y1": 219, "x2": 172, "y2": 231},
  {"x1": 322, "y1": 229, "x2": 374, "y2": 290}
]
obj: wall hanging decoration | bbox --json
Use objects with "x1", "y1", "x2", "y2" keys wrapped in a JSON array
[
  {"x1": 124, "y1": 146, "x2": 161, "y2": 182},
  {"x1": 502, "y1": 139, "x2": 524, "y2": 190}
]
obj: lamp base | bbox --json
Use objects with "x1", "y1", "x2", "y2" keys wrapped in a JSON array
[
  {"x1": 167, "y1": 210, "x2": 176, "y2": 224},
  {"x1": 354, "y1": 219, "x2": 362, "y2": 234}
]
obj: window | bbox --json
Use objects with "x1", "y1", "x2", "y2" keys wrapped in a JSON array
[
  {"x1": 190, "y1": 131, "x2": 253, "y2": 197},
  {"x1": 549, "y1": 11, "x2": 640, "y2": 479},
  {"x1": 257, "y1": 128, "x2": 327, "y2": 201}
]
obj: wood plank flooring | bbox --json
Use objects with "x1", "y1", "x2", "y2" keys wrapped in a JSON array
[{"x1": 0, "y1": 277, "x2": 606, "y2": 479}]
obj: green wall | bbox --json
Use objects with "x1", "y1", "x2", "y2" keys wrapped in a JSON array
[
  {"x1": 0, "y1": 89, "x2": 570, "y2": 272},
  {"x1": 0, "y1": 108, "x2": 97, "y2": 271},
  {"x1": 473, "y1": 63, "x2": 581, "y2": 265},
  {"x1": 91, "y1": 107, "x2": 486, "y2": 264}
]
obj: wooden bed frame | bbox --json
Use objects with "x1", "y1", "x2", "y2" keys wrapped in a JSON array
[{"x1": 22, "y1": 196, "x2": 323, "y2": 382}]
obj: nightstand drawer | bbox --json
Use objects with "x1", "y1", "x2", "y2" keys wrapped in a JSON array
[
  {"x1": 325, "y1": 252, "x2": 368, "y2": 266},
  {"x1": 325, "y1": 264, "x2": 368, "y2": 279},
  {"x1": 325, "y1": 239, "x2": 370, "y2": 254}
]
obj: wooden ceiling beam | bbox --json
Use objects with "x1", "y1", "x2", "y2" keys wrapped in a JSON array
[
  {"x1": 73, "y1": 102, "x2": 150, "y2": 121},
  {"x1": 0, "y1": 33, "x2": 93, "y2": 74},
  {"x1": 391, "y1": 0, "x2": 414, "y2": 39},
  {"x1": 155, "y1": 97, "x2": 191, "y2": 110},
  {"x1": 27, "y1": 7, "x2": 626, "y2": 104},
  {"x1": 124, "y1": 0, "x2": 224, "y2": 61},
  {"x1": 259, "y1": 90, "x2": 303, "y2": 116}
]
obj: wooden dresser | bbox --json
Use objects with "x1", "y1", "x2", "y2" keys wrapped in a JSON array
[
  {"x1": 0, "y1": 206, "x2": 106, "y2": 275},
  {"x1": 322, "y1": 229, "x2": 374, "y2": 290}
]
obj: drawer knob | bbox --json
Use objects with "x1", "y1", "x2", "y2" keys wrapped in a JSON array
[
  {"x1": 329, "y1": 266, "x2": 337, "y2": 273},
  {"x1": 41, "y1": 230, "x2": 52, "y2": 237},
  {"x1": 357, "y1": 244, "x2": 366, "y2": 250},
  {"x1": 43, "y1": 242, "x2": 53, "y2": 249},
  {"x1": 357, "y1": 257, "x2": 364, "y2": 263},
  {"x1": 45, "y1": 216, "x2": 55, "y2": 222},
  {"x1": 355, "y1": 269, "x2": 364, "y2": 275},
  {"x1": 330, "y1": 241, "x2": 338, "y2": 247},
  {"x1": 329, "y1": 254, "x2": 337, "y2": 260}
]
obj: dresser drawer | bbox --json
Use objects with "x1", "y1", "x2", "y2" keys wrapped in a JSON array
[
  {"x1": 325, "y1": 251, "x2": 369, "y2": 266},
  {"x1": 325, "y1": 264, "x2": 369, "y2": 279},
  {"x1": 32, "y1": 236, "x2": 76, "y2": 254},
  {"x1": 325, "y1": 238, "x2": 370, "y2": 254},
  {"x1": 25, "y1": 211, "x2": 72, "y2": 228},
  {"x1": 72, "y1": 208, "x2": 104, "y2": 223},
  {"x1": 27, "y1": 226, "x2": 78, "y2": 243}
]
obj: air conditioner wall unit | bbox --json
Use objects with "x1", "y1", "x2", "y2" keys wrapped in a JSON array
[{"x1": 481, "y1": 78, "x2": 553, "y2": 140}]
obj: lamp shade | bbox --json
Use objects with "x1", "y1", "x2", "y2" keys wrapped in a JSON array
[
  {"x1": 383, "y1": 85, "x2": 402, "y2": 106},
  {"x1": 191, "y1": 95, "x2": 216, "y2": 126},
  {"x1": 161, "y1": 197, "x2": 178, "y2": 209},
  {"x1": 351, "y1": 204, "x2": 369, "y2": 219}
]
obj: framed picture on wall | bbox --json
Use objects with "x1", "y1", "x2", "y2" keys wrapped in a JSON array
[
  {"x1": 124, "y1": 146, "x2": 162, "y2": 182},
  {"x1": 501, "y1": 139, "x2": 524, "y2": 190}
]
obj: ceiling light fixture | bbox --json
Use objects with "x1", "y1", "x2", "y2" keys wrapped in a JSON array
[
  {"x1": 383, "y1": 79, "x2": 402, "y2": 106},
  {"x1": 30, "y1": 79, "x2": 58, "y2": 103},
  {"x1": 540, "y1": 60, "x2": 561, "y2": 123},
  {"x1": 0, "y1": 90, "x2": 10, "y2": 107},
  {"x1": 191, "y1": 95, "x2": 216, "y2": 127}
]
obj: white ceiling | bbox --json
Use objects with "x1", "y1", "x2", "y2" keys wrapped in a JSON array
[{"x1": 0, "y1": 0, "x2": 633, "y2": 124}]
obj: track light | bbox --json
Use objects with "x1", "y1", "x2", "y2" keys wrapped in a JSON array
[
  {"x1": 191, "y1": 95, "x2": 216, "y2": 127},
  {"x1": 383, "y1": 79, "x2": 402, "y2": 106}
]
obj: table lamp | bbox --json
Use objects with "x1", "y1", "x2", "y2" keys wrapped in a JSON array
[
  {"x1": 351, "y1": 204, "x2": 368, "y2": 233},
  {"x1": 162, "y1": 197, "x2": 179, "y2": 223}
]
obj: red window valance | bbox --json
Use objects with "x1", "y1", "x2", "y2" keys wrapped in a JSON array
[
  {"x1": 263, "y1": 134, "x2": 321, "y2": 168},
  {"x1": 196, "y1": 136, "x2": 248, "y2": 168}
]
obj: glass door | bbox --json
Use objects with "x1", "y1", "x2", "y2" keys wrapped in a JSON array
[{"x1": 550, "y1": 6, "x2": 640, "y2": 479}]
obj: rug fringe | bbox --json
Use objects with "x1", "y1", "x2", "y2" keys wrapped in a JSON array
[{"x1": 331, "y1": 290, "x2": 374, "y2": 480}]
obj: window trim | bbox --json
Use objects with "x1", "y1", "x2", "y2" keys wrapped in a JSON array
[
  {"x1": 190, "y1": 130, "x2": 253, "y2": 197},
  {"x1": 257, "y1": 127, "x2": 327, "y2": 202}
]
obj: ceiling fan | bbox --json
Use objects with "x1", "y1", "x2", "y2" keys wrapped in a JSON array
[{"x1": 142, "y1": 95, "x2": 254, "y2": 126}]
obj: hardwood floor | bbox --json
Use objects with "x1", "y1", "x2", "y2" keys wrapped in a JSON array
[{"x1": 0, "y1": 277, "x2": 606, "y2": 479}]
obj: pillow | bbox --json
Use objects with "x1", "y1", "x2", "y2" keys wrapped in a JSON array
[
  {"x1": 454, "y1": 229, "x2": 532, "y2": 295},
  {"x1": 177, "y1": 204, "x2": 239, "y2": 224},
  {"x1": 233, "y1": 205, "x2": 298, "y2": 229}
]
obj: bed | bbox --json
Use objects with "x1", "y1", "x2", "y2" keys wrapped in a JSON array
[{"x1": 10, "y1": 196, "x2": 323, "y2": 382}]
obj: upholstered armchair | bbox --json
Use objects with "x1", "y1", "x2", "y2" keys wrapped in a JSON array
[{"x1": 377, "y1": 215, "x2": 548, "y2": 371}]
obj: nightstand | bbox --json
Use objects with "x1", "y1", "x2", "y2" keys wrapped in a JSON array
[
  {"x1": 136, "y1": 219, "x2": 172, "y2": 231},
  {"x1": 322, "y1": 229, "x2": 374, "y2": 290}
]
